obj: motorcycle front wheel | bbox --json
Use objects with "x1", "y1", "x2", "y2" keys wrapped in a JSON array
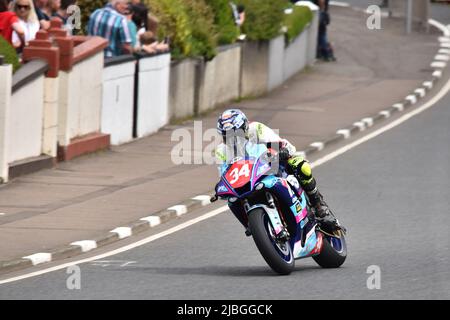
[
  {"x1": 313, "y1": 231, "x2": 347, "y2": 268},
  {"x1": 248, "y1": 208, "x2": 294, "y2": 275}
]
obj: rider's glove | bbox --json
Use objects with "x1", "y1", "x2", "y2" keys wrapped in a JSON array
[{"x1": 278, "y1": 148, "x2": 291, "y2": 161}]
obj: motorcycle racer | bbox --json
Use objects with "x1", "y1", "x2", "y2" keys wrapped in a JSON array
[{"x1": 214, "y1": 109, "x2": 339, "y2": 232}]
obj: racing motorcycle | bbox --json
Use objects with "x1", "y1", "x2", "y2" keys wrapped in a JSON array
[{"x1": 211, "y1": 142, "x2": 347, "y2": 275}]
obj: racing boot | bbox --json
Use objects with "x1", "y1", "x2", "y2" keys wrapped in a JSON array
[
  {"x1": 287, "y1": 156, "x2": 340, "y2": 232},
  {"x1": 303, "y1": 180, "x2": 339, "y2": 232}
]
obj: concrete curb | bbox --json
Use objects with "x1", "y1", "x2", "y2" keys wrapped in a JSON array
[
  {"x1": 0, "y1": 194, "x2": 215, "y2": 275},
  {"x1": 1, "y1": 7, "x2": 449, "y2": 277}
]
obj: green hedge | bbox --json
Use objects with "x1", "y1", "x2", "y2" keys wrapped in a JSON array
[
  {"x1": 283, "y1": 5, "x2": 313, "y2": 43},
  {"x1": 75, "y1": 0, "x2": 313, "y2": 59},
  {"x1": 146, "y1": 0, "x2": 217, "y2": 60},
  {"x1": 0, "y1": 36, "x2": 21, "y2": 73},
  {"x1": 238, "y1": 0, "x2": 287, "y2": 41},
  {"x1": 206, "y1": 0, "x2": 240, "y2": 45},
  {"x1": 77, "y1": 0, "x2": 108, "y2": 35}
]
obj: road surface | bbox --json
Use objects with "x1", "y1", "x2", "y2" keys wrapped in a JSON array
[{"x1": 1, "y1": 78, "x2": 449, "y2": 299}]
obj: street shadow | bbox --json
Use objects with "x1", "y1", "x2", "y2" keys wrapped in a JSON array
[{"x1": 121, "y1": 264, "x2": 322, "y2": 278}]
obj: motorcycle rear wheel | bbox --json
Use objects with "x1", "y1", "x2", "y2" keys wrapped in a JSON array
[{"x1": 248, "y1": 208, "x2": 295, "y2": 275}]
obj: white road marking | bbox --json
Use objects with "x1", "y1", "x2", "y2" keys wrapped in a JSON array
[
  {"x1": 71, "y1": 241, "x2": 97, "y2": 253},
  {"x1": 423, "y1": 82, "x2": 433, "y2": 90},
  {"x1": 379, "y1": 110, "x2": 391, "y2": 118},
  {"x1": 414, "y1": 88, "x2": 426, "y2": 98},
  {"x1": 435, "y1": 54, "x2": 450, "y2": 62},
  {"x1": 0, "y1": 206, "x2": 229, "y2": 284},
  {"x1": 310, "y1": 142, "x2": 324, "y2": 151},
  {"x1": 362, "y1": 118, "x2": 374, "y2": 127},
  {"x1": 431, "y1": 61, "x2": 447, "y2": 69},
  {"x1": 22, "y1": 253, "x2": 52, "y2": 266},
  {"x1": 167, "y1": 205, "x2": 187, "y2": 216},
  {"x1": 429, "y1": 19, "x2": 450, "y2": 37},
  {"x1": 110, "y1": 227, "x2": 132, "y2": 239},
  {"x1": 393, "y1": 103, "x2": 404, "y2": 112},
  {"x1": 336, "y1": 129, "x2": 351, "y2": 139},
  {"x1": 140, "y1": 216, "x2": 161, "y2": 227},
  {"x1": 0, "y1": 213, "x2": 5, "y2": 216},
  {"x1": 312, "y1": 76, "x2": 450, "y2": 168},
  {"x1": 439, "y1": 49, "x2": 450, "y2": 55},
  {"x1": 3, "y1": 76, "x2": 450, "y2": 285},
  {"x1": 353, "y1": 121, "x2": 366, "y2": 131},
  {"x1": 192, "y1": 195, "x2": 211, "y2": 206},
  {"x1": 329, "y1": 1, "x2": 350, "y2": 7},
  {"x1": 440, "y1": 43, "x2": 450, "y2": 49},
  {"x1": 433, "y1": 70, "x2": 443, "y2": 78},
  {"x1": 406, "y1": 95, "x2": 417, "y2": 104}
]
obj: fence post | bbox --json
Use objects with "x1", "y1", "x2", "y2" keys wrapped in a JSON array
[{"x1": 0, "y1": 56, "x2": 12, "y2": 183}]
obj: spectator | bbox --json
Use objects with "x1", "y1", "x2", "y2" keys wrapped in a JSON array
[
  {"x1": 130, "y1": 0, "x2": 148, "y2": 31},
  {"x1": 230, "y1": 2, "x2": 245, "y2": 27},
  {"x1": 139, "y1": 30, "x2": 169, "y2": 54},
  {"x1": 87, "y1": 0, "x2": 132, "y2": 58},
  {"x1": 46, "y1": 0, "x2": 77, "y2": 34},
  {"x1": 49, "y1": 0, "x2": 64, "y2": 21},
  {"x1": 312, "y1": 0, "x2": 336, "y2": 61},
  {"x1": 34, "y1": 0, "x2": 50, "y2": 29},
  {"x1": 12, "y1": 0, "x2": 39, "y2": 49},
  {"x1": 0, "y1": 0, "x2": 25, "y2": 49},
  {"x1": 123, "y1": 3, "x2": 138, "y2": 51}
]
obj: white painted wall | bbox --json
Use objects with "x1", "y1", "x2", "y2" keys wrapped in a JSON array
[
  {"x1": 169, "y1": 59, "x2": 197, "y2": 121},
  {"x1": 102, "y1": 61, "x2": 135, "y2": 145},
  {"x1": 42, "y1": 77, "x2": 59, "y2": 157},
  {"x1": 268, "y1": 35, "x2": 285, "y2": 91},
  {"x1": 58, "y1": 52, "x2": 104, "y2": 146},
  {"x1": 0, "y1": 64, "x2": 12, "y2": 182},
  {"x1": 283, "y1": 28, "x2": 308, "y2": 81},
  {"x1": 137, "y1": 53, "x2": 171, "y2": 138},
  {"x1": 8, "y1": 76, "x2": 44, "y2": 163},
  {"x1": 198, "y1": 45, "x2": 242, "y2": 113}
]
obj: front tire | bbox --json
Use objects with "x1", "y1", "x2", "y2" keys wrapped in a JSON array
[
  {"x1": 313, "y1": 232, "x2": 347, "y2": 268},
  {"x1": 248, "y1": 208, "x2": 294, "y2": 275}
]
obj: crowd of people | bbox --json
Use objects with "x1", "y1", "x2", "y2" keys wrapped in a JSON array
[
  {"x1": 1, "y1": 0, "x2": 337, "y2": 62},
  {"x1": 87, "y1": 0, "x2": 169, "y2": 58},
  {"x1": 0, "y1": 0, "x2": 169, "y2": 59},
  {"x1": 0, "y1": 0, "x2": 78, "y2": 52}
]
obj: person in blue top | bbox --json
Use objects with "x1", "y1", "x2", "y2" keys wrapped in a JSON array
[{"x1": 87, "y1": 0, "x2": 132, "y2": 58}]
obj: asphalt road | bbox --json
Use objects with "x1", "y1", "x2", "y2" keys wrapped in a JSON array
[{"x1": 1, "y1": 78, "x2": 449, "y2": 299}]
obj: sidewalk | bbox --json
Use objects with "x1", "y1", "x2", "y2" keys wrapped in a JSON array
[{"x1": 0, "y1": 7, "x2": 441, "y2": 262}]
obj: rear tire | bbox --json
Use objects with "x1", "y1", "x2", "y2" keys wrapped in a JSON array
[
  {"x1": 313, "y1": 232, "x2": 347, "y2": 268},
  {"x1": 248, "y1": 208, "x2": 294, "y2": 275}
]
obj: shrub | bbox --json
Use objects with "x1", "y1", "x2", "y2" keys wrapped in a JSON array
[
  {"x1": 0, "y1": 36, "x2": 21, "y2": 73},
  {"x1": 283, "y1": 5, "x2": 313, "y2": 43},
  {"x1": 238, "y1": 0, "x2": 287, "y2": 41},
  {"x1": 76, "y1": 0, "x2": 108, "y2": 35},
  {"x1": 205, "y1": 0, "x2": 240, "y2": 45},
  {"x1": 146, "y1": 0, "x2": 217, "y2": 59}
]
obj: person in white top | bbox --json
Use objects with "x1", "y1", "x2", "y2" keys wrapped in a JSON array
[{"x1": 12, "y1": 0, "x2": 40, "y2": 49}]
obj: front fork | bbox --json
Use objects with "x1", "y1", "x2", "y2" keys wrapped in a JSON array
[{"x1": 244, "y1": 193, "x2": 290, "y2": 242}]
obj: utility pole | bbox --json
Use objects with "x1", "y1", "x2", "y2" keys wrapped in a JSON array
[{"x1": 406, "y1": 0, "x2": 412, "y2": 34}]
